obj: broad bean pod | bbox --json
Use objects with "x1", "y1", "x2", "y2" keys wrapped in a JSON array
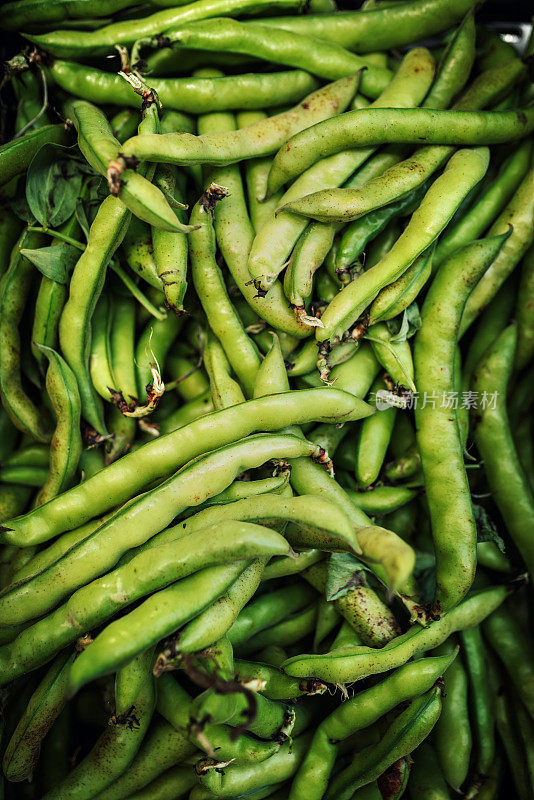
[
  {"x1": 40, "y1": 648, "x2": 156, "y2": 800},
  {"x1": 0, "y1": 433, "x2": 312, "y2": 624},
  {"x1": 471, "y1": 325, "x2": 534, "y2": 580},
  {"x1": 289, "y1": 652, "x2": 455, "y2": 800},
  {"x1": 256, "y1": 0, "x2": 479, "y2": 52},
  {"x1": 0, "y1": 520, "x2": 290, "y2": 684},
  {"x1": 52, "y1": 60, "x2": 319, "y2": 113},
  {"x1": 25, "y1": 0, "x2": 311, "y2": 56},
  {"x1": 0, "y1": 124, "x2": 73, "y2": 188},
  {"x1": 282, "y1": 584, "x2": 509, "y2": 683},
  {"x1": 119, "y1": 74, "x2": 359, "y2": 169},
  {"x1": 326, "y1": 687, "x2": 442, "y2": 800},
  {"x1": 316, "y1": 147, "x2": 490, "y2": 346},
  {"x1": 0, "y1": 229, "x2": 52, "y2": 441},
  {"x1": 270, "y1": 54, "x2": 527, "y2": 196},
  {"x1": 34, "y1": 346, "x2": 82, "y2": 507},
  {"x1": 0, "y1": 388, "x2": 372, "y2": 546},
  {"x1": 415, "y1": 233, "x2": 509, "y2": 612},
  {"x1": 140, "y1": 18, "x2": 393, "y2": 97}
]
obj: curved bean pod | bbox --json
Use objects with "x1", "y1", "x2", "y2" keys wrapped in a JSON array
[
  {"x1": 415, "y1": 233, "x2": 509, "y2": 612},
  {"x1": 0, "y1": 388, "x2": 376, "y2": 546},
  {"x1": 248, "y1": 48, "x2": 434, "y2": 293},
  {"x1": 52, "y1": 60, "x2": 319, "y2": 113},
  {"x1": 34, "y1": 346, "x2": 82, "y2": 507},
  {"x1": 68, "y1": 560, "x2": 251, "y2": 692},
  {"x1": 0, "y1": 124, "x2": 73, "y2": 188},
  {"x1": 2, "y1": 650, "x2": 75, "y2": 781},
  {"x1": 119, "y1": 74, "x2": 360, "y2": 168},
  {"x1": 25, "y1": 0, "x2": 309, "y2": 56},
  {"x1": 326, "y1": 687, "x2": 443, "y2": 800},
  {"x1": 0, "y1": 434, "x2": 312, "y2": 624},
  {"x1": 146, "y1": 18, "x2": 393, "y2": 97},
  {"x1": 471, "y1": 325, "x2": 534, "y2": 580},
  {"x1": 0, "y1": 228, "x2": 52, "y2": 441},
  {"x1": 189, "y1": 184, "x2": 261, "y2": 396},
  {"x1": 91, "y1": 717, "x2": 196, "y2": 800},
  {"x1": 316, "y1": 147, "x2": 490, "y2": 346},
  {"x1": 282, "y1": 584, "x2": 509, "y2": 683},
  {"x1": 0, "y1": 521, "x2": 290, "y2": 685},
  {"x1": 40, "y1": 649, "x2": 156, "y2": 800},
  {"x1": 289, "y1": 652, "x2": 455, "y2": 800},
  {"x1": 59, "y1": 196, "x2": 130, "y2": 433},
  {"x1": 257, "y1": 0, "x2": 479, "y2": 52},
  {"x1": 270, "y1": 107, "x2": 532, "y2": 197}
]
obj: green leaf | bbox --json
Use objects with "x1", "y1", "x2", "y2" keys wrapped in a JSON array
[
  {"x1": 10, "y1": 191, "x2": 36, "y2": 225},
  {"x1": 75, "y1": 198, "x2": 90, "y2": 242},
  {"x1": 405, "y1": 302, "x2": 422, "y2": 334},
  {"x1": 26, "y1": 143, "x2": 83, "y2": 228},
  {"x1": 473, "y1": 504, "x2": 506, "y2": 552},
  {"x1": 388, "y1": 311, "x2": 410, "y2": 343},
  {"x1": 413, "y1": 550, "x2": 436, "y2": 605},
  {"x1": 20, "y1": 242, "x2": 80, "y2": 284},
  {"x1": 325, "y1": 553, "x2": 368, "y2": 601}
]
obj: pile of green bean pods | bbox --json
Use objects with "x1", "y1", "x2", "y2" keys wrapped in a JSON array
[{"x1": 0, "y1": 0, "x2": 533, "y2": 798}]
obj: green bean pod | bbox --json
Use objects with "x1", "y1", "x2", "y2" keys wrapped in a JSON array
[
  {"x1": 433, "y1": 138, "x2": 533, "y2": 270},
  {"x1": 0, "y1": 521, "x2": 290, "y2": 686},
  {"x1": 289, "y1": 652, "x2": 455, "y2": 800},
  {"x1": 0, "y1": 229, "x2": 51, "y2": 441},
  {"x1": 91, "y1": 716, "x2": 196, "y2": 800},
  {"x1": 0, "y1": 434, "x2": 310, "y2": 625},
  {"x1": 189, "y1": 186, "x2": 261, "y2": 397},
  {"x1": 0, "y1": 388, "x2": 378, "y2": 547},
  {"x1": 460, "y1": 627, "x2": 496, "y2": 787},
  {"x1": 59, "y1": 196, "x2": 130, "y2": 433},
  {"x1": 68, "y1": 559, "x2": 251, "y2": 692},
  {"x1": 0, "y1": 124, "x2": 73, "y2": 188},
  {"x1": 326, "y1": 687, "x2": 443, "y2": 800},
  {"x1": 41, "y1": 648, "x2": 156, "y2": 800},
  {"x1": 434, "y1": 641, "x2": 472, "y2": 790},
  {"x1": 2, "y1": 650, "x2": 75, "y2": 781},
  {"x1": 483, "y1": 601, "x2": 534, "y2": 720},
  {"x1": 144, "y1": 17, "x2": 393, "y2": 97},
  {"x1": 356, "y1": 375, "x2": 396, "y2": 487},
  {"x1": 515, "y1": 243, "x2": 534, "y2": 371},
  {"x1": 317, "y1": 147, "x2": 490, "y2": 347},
  {"x1": 120, "y1": 74, "x2": 361, "y2": 168},
  {"x1": 415, "y1": 233, "x2": 509, "y2": 612},
  {"x1": 0, "y1": 0, "x2": 142, "y2": 29},
  {"x1": 271, "y1": 56, "x2": 525, "y2": 205},
  {"x1": 471, "y1": 325, "x2": 534, "y2": 580},
  {"x1": 34, "y1": 346, "x2": 82, "y2": 507},
  {"x1": 65, "y1": 99, "x2": 191, "y2": 233},
  {"x1": 200, "y1": 733, "x2": 312, "y2": 797},
  {"x1": 270, "y1": 107, "x2": 532, "y2": 197},
  {"x1": 460, "y1": 161, "x2": 534, "y2": 335},
  {"x1": 408, "y1": 742, "x2": 450, "y2": 800},
  {"x1": 258, "y1": 0, "x2": 480, "y2": 52},
  {"x1": 282, "y1": 584, "x2": 509, "y2": 683},
  {"x1": 248, "y1": 49, "x2": 434, "y2": 293}
]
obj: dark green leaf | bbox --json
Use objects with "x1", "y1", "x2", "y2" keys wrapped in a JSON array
[
  {"x1": 75, "y1": 198, "x2": 90, "y2": 241},
  {"x1": 405, "y1": 302, "x2": 422, "y2": 334},
  {"x1": 20, "y1": 242, "x2": 80, "y2": 284},
  {"x1": 413, "y1": 550, "x2": 435, "y2": 605},
  {"x1": 473, "y1": 504, "x2": 506, "y2": 552},
  {"x1": 10, "y1": 191, "x2": 36, "y2": 224},
  {"x1": 325, "y1": 552, "x2": 368, "y2": 601},
  {"x1": 26, "y1": 143, "x2": 82, "y2": 228}
]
